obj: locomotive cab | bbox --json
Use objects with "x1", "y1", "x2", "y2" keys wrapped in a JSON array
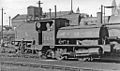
[
  {"x1": 35, "y1": 18, "x2": 69, "y2": 45},
  {"x1": 35, "y1": 18, "x2": 70, "y2": 59}
]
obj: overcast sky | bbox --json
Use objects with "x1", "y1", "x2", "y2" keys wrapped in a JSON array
[{"x1": 0, "y1": 0, "x2": 120, "y2": 25}]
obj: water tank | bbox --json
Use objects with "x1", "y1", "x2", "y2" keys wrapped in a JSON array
[{"x1": 27, "y1": 6, "x2": 42, "y2": 20}]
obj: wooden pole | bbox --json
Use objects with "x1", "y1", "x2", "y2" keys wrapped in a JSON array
[
  {"x1": 101, "y1": 5, "x2": 103, "y2": 24},
  {"x1": 55, "y1": 5, "x2": 57, "y2": 18},
  {"x1": 1, "y1": 8, "x2": 3, "y2": 41}
]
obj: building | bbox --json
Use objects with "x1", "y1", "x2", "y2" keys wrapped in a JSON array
[
  {"x1": 80, "y1": 12, "x2": 110, "y2": 25},
  {"x1": 0, "y1": 26, "x2": 15, "y2": 42},
  {"x1": 80, "y1": 0, "x2": 120, "y2": 25}
]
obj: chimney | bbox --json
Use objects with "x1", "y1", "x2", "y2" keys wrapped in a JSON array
[
  {"x1": 71, "y1": 0, "x2": 73, "y2": 13},
  {"x1": 9, "y1": 16, "x2": 11, "y2": 27},
  {"x1": 97, "y1": 12, "x2": 102, "y2": 24},
  {"x1": 38, "y1": 0, "x2": 43, "y2": 20},
  {"x1": 49, "y1": 8, "x2": 52, "y2": 19},
  {"x1": 55, "y1": 5, "x2": 57, "y2": 18}
]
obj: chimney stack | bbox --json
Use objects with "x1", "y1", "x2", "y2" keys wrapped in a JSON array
[
  {"x1": 55, "y1": 5, "x2": 57, "y2": 18},
  {"x1": 49, "y1": 8, "x2": 52, "y2": 19},
  {"x1": 70, "y1": 0, "x2": 73, "y2": 14},
  {"x1": 38, "y1": 0, "x2": 43, "y2": 20},
  {"x1": 9, "y1": 16, "x2": 11, "y2": 27},
  {"x1": 97, "y1": 12, "x2": 102, "y2": 24}
]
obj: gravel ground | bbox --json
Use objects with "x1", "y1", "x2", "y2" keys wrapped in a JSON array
[{"x1": 0, "y1": 63, "x2": 59, "y2": 71}]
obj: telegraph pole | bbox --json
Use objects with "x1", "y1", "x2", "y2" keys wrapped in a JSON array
[
  {"x1": 49, "y1": 8, "x2": 51, "y2": 19},
  {"x1": 70, "y1": 0, "x2": 73, "y2": 13},
  {"x1": 1, "y1": 8, "x2": 3, "y2": 42},
  {"x1": 9, "y1": 16, "x2": 11, "y2": 27},
  {"x1": 104, "y1": 6, "x2": 105, "y2": 24},
  {"x1": 38, "y1": 0, "x2": 43, "y2": 20},
  {"x1": 38, "y1": 0, "x2": 43, "y2": 45},
  {"x1": 101, "y1": 5, "x2": 103, "y2": 24},
  {"x1": 55, "y1": 5, "x2": 57, "y2": 18},
  {"x1": 71, "y1": 0, "x2": 73, "y2": 12}
]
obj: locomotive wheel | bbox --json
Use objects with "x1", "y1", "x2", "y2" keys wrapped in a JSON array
[
  {"x1": 64, "y1": 56, "x2": 68, "y2": 60},
  {"x1": 56, "y1": 55, "x2": 64, "y2": 60},
  {"x1": 41, "y1": 55, "x2": 47, "y2": 59},
  {"x1": 83, "y1": 58, "x2": 89, "y2": 62},
  {"x1": 46, "y1": 49, "x2": 55, "y2": 59},
  {"x1": 41, "y1": 46, "x2": 50, "y2": 59},
  {"x1": 55, "y1": 48, "x2": 65, "y2": 60},
  {"x1": 98, "y1": 47, "x2": 103, "y2": 56},
  {"x1": 88, "y1": 56, "x2": 93, "y2": 62},
  {"x1": 83, "y1": 56, "x2": 93, "y2": 62}
]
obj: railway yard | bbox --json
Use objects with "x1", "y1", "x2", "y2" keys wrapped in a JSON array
[
  {"x1": 1, "y1": 10, "x2": 120, "y2": 71},
  {"x1": 1, "y1": 0, "x2": 120, "y2": 71}
]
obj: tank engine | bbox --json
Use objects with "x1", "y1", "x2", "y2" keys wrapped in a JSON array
[{"x1": 35, "y1": 18, "x2": 120, "y2": 61}]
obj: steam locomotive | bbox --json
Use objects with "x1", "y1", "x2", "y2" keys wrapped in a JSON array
[{"x1": 35, "y1": 18, "x2": 120, "y2": 61}]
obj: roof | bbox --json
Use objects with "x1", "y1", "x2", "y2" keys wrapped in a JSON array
[
  {"x1": 39, "y1": 18, "x2": 69, "y2": 22},
  {"x1": 12, "y1": 14, "x2": 27, "y2": 20},
  {"x1": 60, "y1": 24, "x2": 101, "y2": 30},
  {"x1": 3, "y1": 30, "x2": 15, "y2": 34},
  {"x1": 44, "y1": 11, "x2": 70, "y2": 18},
  {"x1": 12, "y1": 11, "x2": 70, "y2": 22},
  {"x1": 28, "y1": 6, "x2": 38, "y2": 8},
  {"x1": 12, "y1": 11, "x2": 87, "y2": 26},
  {"x1": 12, "y1": 14, "x2": 27, "y2": 27},
  {"x1": 0, "y1": 26, "x2": 13, "y2": 32}
]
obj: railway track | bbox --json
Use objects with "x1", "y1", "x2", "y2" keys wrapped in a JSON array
[{"x1": 1, "y1": 53, "x2": 120, "y2": 71}]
